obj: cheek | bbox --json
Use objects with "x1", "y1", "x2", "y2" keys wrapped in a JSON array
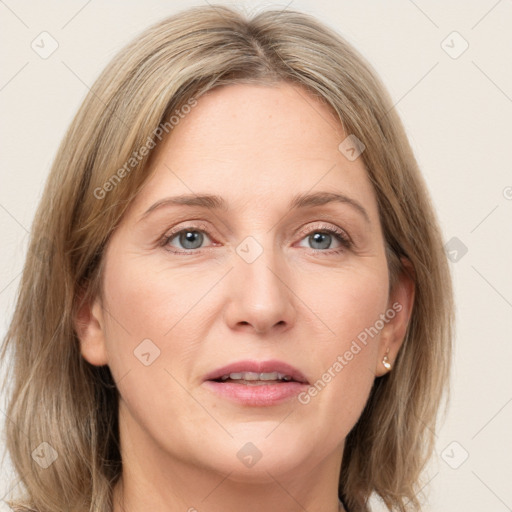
[
  {"x1": 305, "y1": 261, "x2": 390, "y2": 347},
  {"x1": 98, "y1": 253, "x2": 216, "y2": 436},
  {"x1": 101, "y1": 249, "x2": 220, "y2": 345},
  {"x1": 98, "y1": 247, "x2": 226, "y2": 412},
  {"x1": 295, "y1": 265, "x2": 389, "y2": 435}
]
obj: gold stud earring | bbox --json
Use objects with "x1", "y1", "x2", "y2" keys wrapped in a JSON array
[{"x1": 382, "y1": 347, "x2": 392, "y2": 371}]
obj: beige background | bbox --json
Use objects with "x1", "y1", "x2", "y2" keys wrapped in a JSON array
[{"x1": 1, "y1": 0, "x2": 511, "y2": 510}]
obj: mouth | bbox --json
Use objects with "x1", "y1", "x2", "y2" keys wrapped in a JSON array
[
  {"x1": 204, "y1": 359, "x2": 309, "y2": 385},
  {"x1": 202, "y1": 360, "x2": 309, "y2": 406},
  {"x1": 212, "y1": 371, "x2": 300, "y2": 385}
]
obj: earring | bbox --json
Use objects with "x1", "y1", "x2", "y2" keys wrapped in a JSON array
[{"x1": 382, "y1": 347, "x2": 392, "y2": 371}]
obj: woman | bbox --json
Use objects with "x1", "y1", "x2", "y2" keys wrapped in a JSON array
[{"x1": 0, "y1": 5, "x2": 453, "y2": 512}]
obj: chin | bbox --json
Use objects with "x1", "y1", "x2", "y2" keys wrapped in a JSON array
[{"x1": 189, "y1": 429, "x2": 322, "y2": 482}]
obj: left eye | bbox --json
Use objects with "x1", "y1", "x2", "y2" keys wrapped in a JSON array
[
  {"x1": 166, "y1": 229, "x2": 212, "y2": 251},
  {"x1": 296, "y1": 231, "x2": 345, "y2": 251}
]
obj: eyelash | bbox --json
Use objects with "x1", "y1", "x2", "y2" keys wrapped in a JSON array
[{"x1": 159, "y1": 222, "x2": 353, "y2": 256}]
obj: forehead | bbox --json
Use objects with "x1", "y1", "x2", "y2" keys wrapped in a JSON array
[{"x1": 132, "y1": 82, "x2": 379, "y2": 220}]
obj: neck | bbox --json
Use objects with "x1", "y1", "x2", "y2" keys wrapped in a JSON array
[
  {"x1": 113, "y1": 475, "x2": 345, "y2": 512},
  {"x1": 112, "y1": 403, "x2": 345, "y2": 512}
]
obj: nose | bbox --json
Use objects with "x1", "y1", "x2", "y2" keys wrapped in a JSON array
[{"x1": 223, "y1": 244, "x2": 297, "y2": 335}]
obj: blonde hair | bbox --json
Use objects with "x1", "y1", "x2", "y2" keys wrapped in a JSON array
[{"x1": 1, "y1": 5, "x2": 453, "y2": 512}]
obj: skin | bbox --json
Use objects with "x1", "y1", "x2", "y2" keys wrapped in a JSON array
[{"x1": 76, "y1": 82, "x2": 414, "y2": 512}]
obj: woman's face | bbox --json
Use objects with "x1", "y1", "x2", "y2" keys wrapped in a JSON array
[{"x1": 79, "y1": 82, "x2": 411, "y2": 486}]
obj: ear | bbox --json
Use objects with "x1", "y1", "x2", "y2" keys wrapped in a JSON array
[
  {"x1": 375, "y1": 258, "x2": 415, "y2": 377},
  {"x1": 74, "y1": 288, "x2": 109, "y2": 366}
]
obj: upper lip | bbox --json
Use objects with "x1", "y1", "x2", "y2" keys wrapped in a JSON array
[{"x1": 203, "y1": 359, "x2": 309, "y2": 384}]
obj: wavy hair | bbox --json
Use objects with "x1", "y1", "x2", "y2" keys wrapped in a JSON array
[{"x1": 1, "y1": 5, "x2": 453, "y2": 511}]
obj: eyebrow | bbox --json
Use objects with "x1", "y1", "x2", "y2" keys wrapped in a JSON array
[{"x1": 139, "y1": 191, "x2": 371, "y2": 224}]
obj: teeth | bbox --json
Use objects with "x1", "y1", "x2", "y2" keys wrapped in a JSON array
[
  {"x1": 258, "y1": 372, "x2": 279, "y2": 381},
  {"x1": 219, "y1": 371, "x2": 293, "y2": 381}
]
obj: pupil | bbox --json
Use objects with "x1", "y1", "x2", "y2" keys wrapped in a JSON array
[
  {"x1": 311, "y1": 232, "x2": 331, "y2": 250},
  {"x1": 180, "y1": 231, "x2": 203, "y2": 249}
]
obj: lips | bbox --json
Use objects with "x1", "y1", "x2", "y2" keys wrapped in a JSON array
[
  {"x1": 203, "y1": 359, "x2": 309, "y2": 385},
  {"x1": 203, "y1": 359, "x2": 309, "y2": 406}
]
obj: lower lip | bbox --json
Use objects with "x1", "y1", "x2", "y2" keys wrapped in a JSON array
[{"x1": 203, "y1": 380, "x2": 308, "y2": 406}]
